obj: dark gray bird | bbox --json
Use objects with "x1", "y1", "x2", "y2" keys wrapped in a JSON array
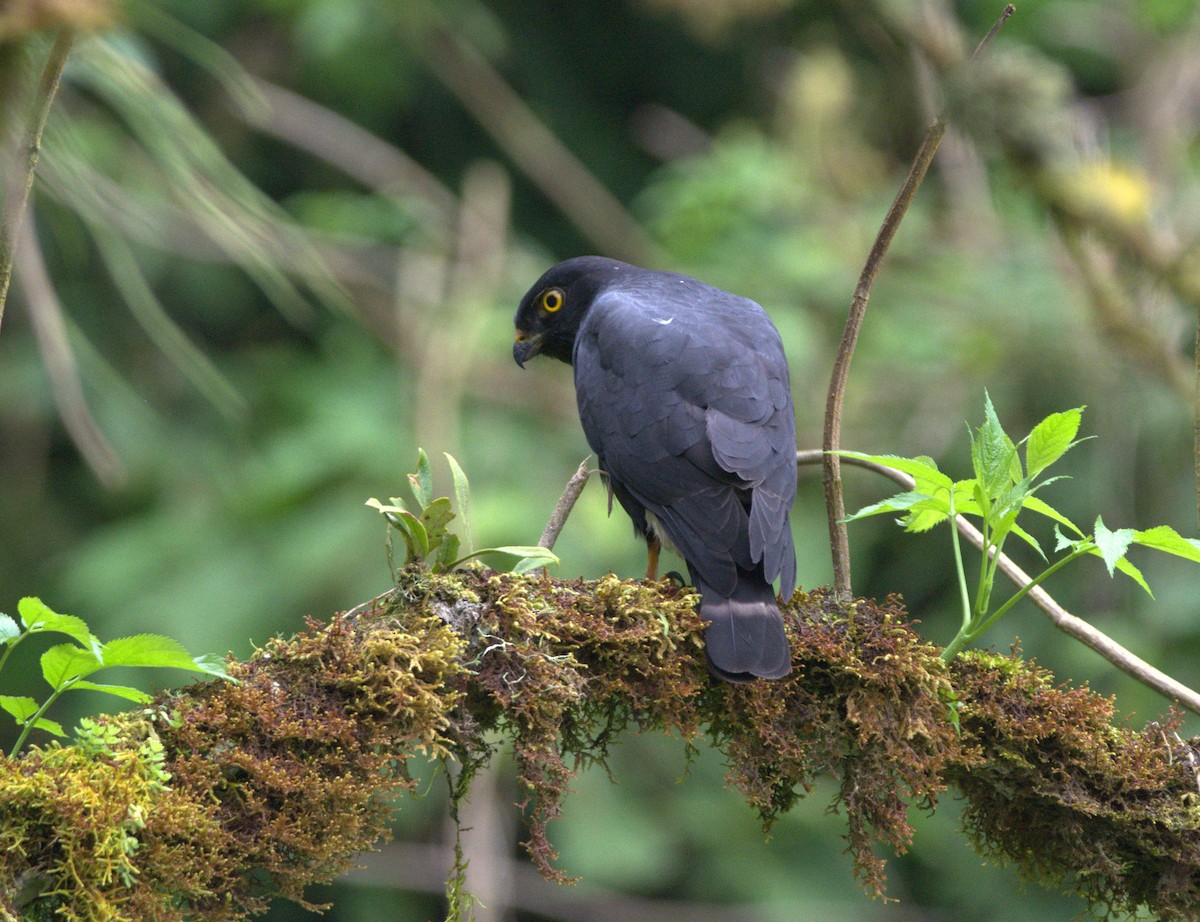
[{"x1": 513, "y1": 256, "x2": 796, "y2": 682}]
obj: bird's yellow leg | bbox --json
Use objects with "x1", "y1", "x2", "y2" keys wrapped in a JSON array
[{"x1": 645, "y1": 535, "x2": 661, "y2": 581}]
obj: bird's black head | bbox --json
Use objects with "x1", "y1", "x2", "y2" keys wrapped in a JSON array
[{"x1": 513, "y1": 256, "x2": 629, "y2": 367}]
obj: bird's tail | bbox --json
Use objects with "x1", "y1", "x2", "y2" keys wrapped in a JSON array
[{"x1": 692, "y1": 567, "x2": 791, "y2": 683}]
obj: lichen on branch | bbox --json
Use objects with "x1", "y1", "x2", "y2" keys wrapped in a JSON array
[{"x1": 2, "y1": 568, "x2": 1199, "y2": 921}]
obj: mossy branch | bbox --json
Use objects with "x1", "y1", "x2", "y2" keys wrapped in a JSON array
[{"x1": 3, "y1": 569, "x2": 1199, "y2": 921}]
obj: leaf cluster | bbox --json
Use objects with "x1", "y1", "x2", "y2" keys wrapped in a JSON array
[
  {"x1": 0, "y1": 597, "x2": 229, "y2": 755},
  {"x1": 366, "y1": 449, "x2": 558, "y2": 575},
  {"x1": 841, "y1": 396, "x2": 1200, "y2": 658}
]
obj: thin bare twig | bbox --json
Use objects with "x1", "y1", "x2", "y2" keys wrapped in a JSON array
[
  {"x1": 14, "y1": 213, "x2": 125, "y2": 488},
  {"x1": 821, "y1": 4, "x2": 1015, "y2": 601},
  {"x1": 0, "y1": 29, "x2": 75, "y2": 332},
  {"x1": 244, "y1": 78, "x2": 460, "y2": 228},
  {"x1": 540, "y1": 459, "x2": 592, "y2": 551},
  {"x1": 800, "y1": 448, "x2": 1200, "y2": 715}
]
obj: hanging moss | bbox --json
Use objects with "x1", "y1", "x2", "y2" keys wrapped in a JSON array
[{"x1": 1, "y1": 568, "x2": 1198, "y2": 920}]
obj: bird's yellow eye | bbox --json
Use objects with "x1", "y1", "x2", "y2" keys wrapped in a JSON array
[{"x1": 540, "y1": 288, "x2": 564, "y2": 312}]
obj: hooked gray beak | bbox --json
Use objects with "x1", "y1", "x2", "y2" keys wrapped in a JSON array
[{"x1": 513, "y1": 331, "x2": 543, "y2": 368}]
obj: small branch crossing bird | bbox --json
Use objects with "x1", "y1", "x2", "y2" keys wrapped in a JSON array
[{"x1": 513, "y1": 257, "x2": 797, "y2": 682}]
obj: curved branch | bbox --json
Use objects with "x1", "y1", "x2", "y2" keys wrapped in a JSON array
[{"x1": 821, "y1": 5, "x2": 1014, "y2": 601}]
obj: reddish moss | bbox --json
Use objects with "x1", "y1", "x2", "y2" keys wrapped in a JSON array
[
  {"x1": 950, "y1": 651, "x2": 1200, "y2": 919},
  {"x1": 4, "y1": 570, "x2": 1199, "y2": 921}
]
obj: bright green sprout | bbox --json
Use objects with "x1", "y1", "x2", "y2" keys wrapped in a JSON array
[
  {"x1": 839, "y1": 393, "x2": 1200, "y2": 660},
  {"x1": 367, "y1": 449, "x2": 559, "y2": 576},
  {"x1": 0, "y1": 597, "x2": 233, "y2": 756}
]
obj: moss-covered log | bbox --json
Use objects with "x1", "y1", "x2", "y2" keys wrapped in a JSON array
[{"x1": 2, "y1": 567, "x2": 1198, "y2": 920}]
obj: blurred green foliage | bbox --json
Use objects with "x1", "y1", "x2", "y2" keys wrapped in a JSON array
[{"x1": 2, "y1": 0, "x2": 1200, "y2": 918}]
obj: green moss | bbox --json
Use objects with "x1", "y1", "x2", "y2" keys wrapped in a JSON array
[
  {"x1": 950, "y1": 651, "x2": 1200, "y2": 918},
  {"x1": 3, "y1": 570, "x2": 1198, "y2": 920}
]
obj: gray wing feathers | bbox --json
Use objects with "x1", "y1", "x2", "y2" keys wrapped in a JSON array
[{"x1": 574, "y1": 284, "x2": 796, "y2": 600}]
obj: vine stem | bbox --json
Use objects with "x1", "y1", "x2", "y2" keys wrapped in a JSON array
[
  {"x1": 0, "y1": 30, "x2": 76, "y2": 333},
  {"x1": 822, "y1": 4, "x2": 1015, "y2": 601},
  {"x1": 800, "y1": 448, "x2": 1200, "y2": 715}
]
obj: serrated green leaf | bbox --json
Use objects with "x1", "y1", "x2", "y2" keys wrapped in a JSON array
[
  {"x1": 409, "y1": 448, "x2": 433, "y2": 508},
  {"x1": 1054, "y1": 525, "x2": 1088, "y2": 554},
  {"x1": 971, "y1": 478, "x2": 991, "y2": 519},
  {"x1": 1025, "y1": 407, "x2": 1084, "y2": 478},
  {"x1": 1093, "y1": 516, "x2": 1135, "y2": 577},
  {"x1": 102, "y1": 634, "x2": 208, "y2": 672},
  {"x1": 988, "y1": 505, "x2": 1023, "y2": 547},
  {"x1": 842, "y1": 491, "x2": 934, "y2": 523},
  {"x1": 71, "y1": 680, "x2": 153, "y2": 704},
  {"x1": 903, "y1": 507, "x2": 950, "y2": 533},
  {"x1": 0, "y1": 614, "x2": 19, "y2": 643},
  {"x1": 972, "y1": 393, "x2": 1020, "y2": 496},
  {"x1": 1021, "y1": 494, "x2": 1084, "y2": 537},
  {"x1": 1133, "y1": 525, "x2": 1200, "y2": 564},
  {"x1": 18, "y1": 597, "x2": 96, "y2": 648},
  {"x1": 0, "y1": 695, "x2": 39, "y2": 722},
  {"x1": 31, "y1": 717, "x2": 65, "y2": 737},
  {"x1": 41, "y1": 643, "x2": 102, "y2": 688},
  {"x1": 445, "y1": 453, "x2": 473, "y2": 555},
  {"x1": 1009, "y1": 523, "x2": 1047, "y2": 561},
  {"x1": 1113, "y1": 555, "x2": 1153, "y2": 597},
  {"x1": 834, "y1": 452, "x2": 953, "y2": 492},
  {"x1": 951, "y1": 481, "x2": 984, "y2": 518}
]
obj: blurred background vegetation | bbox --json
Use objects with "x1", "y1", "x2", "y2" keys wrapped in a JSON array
[{"x1": 2, "y1": 0, "x2": 1199, "y2": 918}]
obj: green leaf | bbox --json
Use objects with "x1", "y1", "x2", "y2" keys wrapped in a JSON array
[
  {"x1": 902, "y1": 504, "x2": 951, "y2": 533},
  {"x1": 31, "y1": 717, "x2": 65, "y2": 737},
  {"x1": 18, "y1": 598, "x2": 96, "y2": 649},
  {"x1": 834, "y1": 452, "x2": 953, "y2": 492},
  {"x1": 101, "y1": 634, "x2": 210, "y2": 672},
  {"x1": 842, "y1": 491, "x2": 935, "y2": 523},
  {"x1": 1021, "y1": 495, "x2": 1084, "y2": 538},
  {"x1": 435, "y1": 533, "x2": 461, "y2": 572},
  {"x1": 1054, "y1": 525, "x2": 1087, "y2": 554},
  {"x1": 409, "y1": 448, "x2": 433, "y2": 508},
  {"x1": 1093, "y1": 516, "x2": 1135, "y2": 577},
  {"x1": 41, "y1": 643, "x2": 102, "y2": 688},
  {"x1": 395, "y1": 510, "x2": 429, "y2": 562},
  {"x1": 368, "y1": 498, "x2": 430, "y2": 563},
  {"x1": 1009, "y1": 523, "x2": 1047, "y2": 561},
  {"x1": 0, "y1": 695, "x2": 39, "y2": 722},
  {"x1": 0, "y1": 614, "x2": 19, "y2": 644},
  {"x1": 191, "y1": 654, "x2": 235, "y2": 681},
  {"x1": 1025, "y1": 407, "x2": 1084, "y2": 478},
  {"x1": 462, "y1": 545, "x2": 560, "y2": 574},
  {"x1": 445, "y1": 453, "x2": 473, "y2": 555},
  {"x1": 420, "y1": 496, "x2": 455, "y2": 551},
  {"x1": 1112, "y1": 554, "x2": 1153, "y2": 597},
  {"x1": 71, "y1": 681, "x2": 153, "y2": 704},
  {"x1": 1133, "y1": 525, "x2": 1200, "y2": 564},
  {"x1": 971, "y1": 393, "x2": 1020, "y2": 497}
]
